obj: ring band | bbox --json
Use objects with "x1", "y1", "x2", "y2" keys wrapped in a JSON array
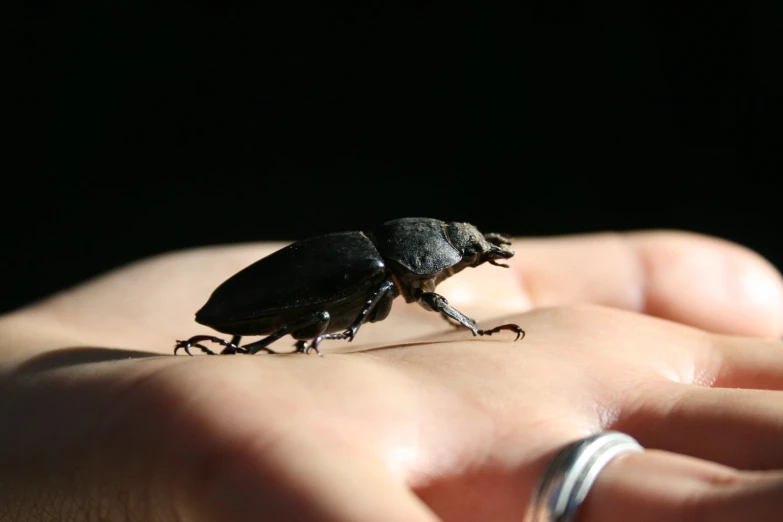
[{"x1": 524, "y1": 431, "x2": 644, "y2": 522}]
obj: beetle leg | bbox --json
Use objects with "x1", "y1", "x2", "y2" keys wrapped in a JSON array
[
  {"x1": 441, "y1": 314, "x2": 477, "y2": 329},
  {"x1": 419, "y1": 292, "x2": 479, "y2": 335},
  {"x1": 419, "y1": 292, "x2": 525, "y2": 342},
  {"x1": 347, "y1": 279, "x2": 396, "y2": 341},
  {"x1": 175, "y1": 335, "x2": 257, "y2": 355},
  {"x1": 218, "y1": 335, "x2": 250, "y2": 355},
  {"x1": 241, "y1": 311, "x2": 331, "y2": 356},
  {"x1": 307, "y1": 279, "x2": 396, "y2": 354},
  {"x1": 309, "y1": 332, "x2": 349, "y2": 355}
]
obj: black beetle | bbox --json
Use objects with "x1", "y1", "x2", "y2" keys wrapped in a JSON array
[{"x1": 174, "y1": 217, "x2": 524, "y2": 356}]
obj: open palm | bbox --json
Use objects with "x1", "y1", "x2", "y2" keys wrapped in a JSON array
[{"x1": 1, "y1": 231, "x2": 782, "y2": 522}]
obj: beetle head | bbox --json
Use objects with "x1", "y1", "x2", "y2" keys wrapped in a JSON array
[
  {"x1": 482, "y1": 232, "x2": 515, "y2": 267},
  {"x1": 446, "y1": 222, "x2": 515, "y2": 269}
]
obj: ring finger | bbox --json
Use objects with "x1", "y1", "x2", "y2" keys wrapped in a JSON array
[{"x1": 580, "y1": 449, "x2": 783, "y2": 522}]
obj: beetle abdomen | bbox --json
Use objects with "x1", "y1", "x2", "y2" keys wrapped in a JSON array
[{"x1": 195, "y1": 231, "x2": 387, "y2": 334}]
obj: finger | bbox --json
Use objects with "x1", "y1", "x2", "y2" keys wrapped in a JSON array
[
  {"x1": 196, "y1": 441, "x2": 441, "y2": 522},
  {"x1": 581, "y1": 450, "x2": 783, "y2": 522},
  {"x1": 618, "y1": 385, "x2": 783, "y2": 470},
  {"x1": 511, "y1": 231, "x2": 783, "y2": 338},
  {"x1": 710, "y1": 335, "x2": 783, "y2": 390}
]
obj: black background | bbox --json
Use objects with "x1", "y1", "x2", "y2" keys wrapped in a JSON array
[{"x1": 10, "y1": 3, "x2": 781, "y2": 315}]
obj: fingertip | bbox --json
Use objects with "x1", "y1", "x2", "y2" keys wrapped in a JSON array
[{"x1": 735, "y1": 261, "x2": 783, "y2": 336}]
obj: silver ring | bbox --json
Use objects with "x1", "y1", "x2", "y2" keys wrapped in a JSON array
[{"x1": 524, "y1": 431, "x2": 644, "y2": 522}]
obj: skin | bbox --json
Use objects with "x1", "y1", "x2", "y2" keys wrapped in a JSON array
[{"x1": 0, "y1": 230, "x2": 782, "y2": 522}]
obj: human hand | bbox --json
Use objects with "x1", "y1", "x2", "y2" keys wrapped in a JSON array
[{"x1": 1, "y1": 231, "x2": 781, "y2": 521}]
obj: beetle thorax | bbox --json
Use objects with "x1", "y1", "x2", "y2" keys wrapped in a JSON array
[{"x1": 367, "y1": 217, "x2": 514, "y2": 303}]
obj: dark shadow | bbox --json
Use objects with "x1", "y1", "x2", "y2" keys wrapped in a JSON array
[
  {"x1": 13, "y1": 327, "x2": 525, "y2": 374},
  {"x1": 351, "y1": 339, "x2": 460, "y2": 354},
  {"x1": 15, "y1": 347, "x2": 162, "y2": 374},
  {"x1": 335, "y1": 330, "x2": 524, "y2": 354}
]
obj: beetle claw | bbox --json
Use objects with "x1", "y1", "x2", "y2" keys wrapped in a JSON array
[
  {"x1": 346, "y1": 327, "x2": 358, "y2": 342},
  {"x1": 174, "y1": 340, "x2": 218, "y2": 356},
  {"x1": 174, "y1": 340, "x2": 191, "y2": 355},
  {"x1": 292, "y1": 340, "x2": 323, "y2": 357},
  {"x1": 477, "y1": 324, "x2": 525, "y2": 342},
  {"x1": 308, "y1": 337, "x2": 325, "y2": 357}
]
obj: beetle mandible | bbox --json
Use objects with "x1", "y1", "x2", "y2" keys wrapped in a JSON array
[{"x1": 174, "y1": 217, "x2": 525, "y2": 357}]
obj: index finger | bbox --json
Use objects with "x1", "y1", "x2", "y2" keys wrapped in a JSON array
[{"x1": 509, "y1": 231, "x2": 783, "y2": 339}]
